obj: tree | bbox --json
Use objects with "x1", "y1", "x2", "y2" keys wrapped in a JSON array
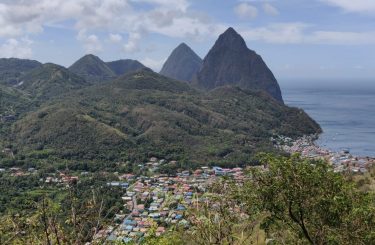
[
  {"x1": 244, "y1": 153, "x2": 375, "y2": 245},
  {"x1": 181, "y1": 179, "x2": 260, "y2": 245}
]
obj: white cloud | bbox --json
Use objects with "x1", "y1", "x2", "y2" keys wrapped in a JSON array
[
  {"x1": 109, "y1": 33, "x2": 122, "y2": 43},
  {"x1": 132, "y1": 0, "x2": 190, "y2": 11},
  {"x1": 0, "y1": 0, "x2": 222, "y2": 54},
  {"x1": 234, "y1": 3, "x2": 258, "y2": 19},
  {"x1": 320, "y1": 0, "x2": 375, "y2": 13},
  {"x1": 310, "y1": 30, "x2": 375, "y2": 45},
  {"x1": 0, "y1": 38, "x2": 32, "y2": 58},
  {"x1": 124, "y1": 32, "x2": 142, "y2": 53},
  {"x1": 140, "y1": 57, "x2": 166, "y2": 71},
  {"x1": 241, "y1": 22, "x2": 375, "y2": 45},
  {"x1": 263, "y1": 3, "x2": 279, "y2": 16},
  {"x1": 242, "y1": 23, "x2": 308, "y2": 44},
  {"x1": 77, "y1": 30, "x2": 102, "y2": 53}
]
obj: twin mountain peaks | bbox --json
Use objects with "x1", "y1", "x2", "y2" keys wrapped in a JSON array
[
  {"x1": 1, "y1": 27, "x2": 282, "y2": 102},
  {"x1": 0, "y1": 27, "x2": 319, "y2": 165},
  {"x1": 161, "y1": 27, "x2": 283, "y2": 102}
]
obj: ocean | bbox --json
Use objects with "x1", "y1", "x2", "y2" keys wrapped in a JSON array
[{"x1": 282, "y1": 82, "x2": 375, "y2": 157}]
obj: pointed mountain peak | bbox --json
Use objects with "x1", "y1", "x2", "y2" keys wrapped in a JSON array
[
  {"x1": 69, "y1": 54, "x2": 115, "y2": 83},
  {"x1": 223, "y1": 27, "x2": 237, "y2": 35},
  {"x1": 172, "y1": 43, "x2": 196, "y2": 55},
  {"x1": 160, "y1": 43, "x2": 202, "y2": 82},
  {"x1": 83, "y1": 53, "x2": 99, "y2": 59},
  {"x1": 176, "y1": 42, "x2": 190, "y2": 49},
  {"x1": 78, "y1": 54, "x2": 104, "y2": 63},
  {"x1": 215, "y1": 27, "x2": 247, "y2": 51},
  {"x1": 194, "y1": 27, "x2": 283, "y2": 102}
]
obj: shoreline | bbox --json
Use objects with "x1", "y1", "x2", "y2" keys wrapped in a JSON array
[{"x1": 277, "y1": 135, "x2": 375, "y2": 173}]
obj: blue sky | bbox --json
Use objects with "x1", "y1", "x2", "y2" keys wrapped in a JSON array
[{"x1": 0, "y1": 0, "x2": 374, "y2": 83}]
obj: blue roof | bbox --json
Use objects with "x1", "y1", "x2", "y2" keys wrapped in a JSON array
[
  {"x1": 123, "y1": 237, "x2": 133, "y2": 243},
  {"x1": 125, "y1": 225, "x2": 133, "y2": 230},
  {"x1": 124, "y1": 219, "x2": 136, "y2": 225},
  {"x1": 177, "y1": 205, "x2": 186, "y2": 210},
  {"x1": 107, "y1": 234, "x2": 117, "y2": 241}
]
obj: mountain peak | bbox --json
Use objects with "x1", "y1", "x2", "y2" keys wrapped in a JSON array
[
  {"x1": 160, "y1": 43, "x2": 202, "y2": 82},
  {"x1": 176, "y1": 42, "x2": 190, "y2": 50},
  {"x1": 106, "y1": 59, "x2": 146, "y2": 76},
  {"x1": 223, "y1": 27, "x2": 237, "y2": 35},
  {"x1": 215, "y1": 27, "x2": 247, "y2": 51},
  {"x1": 69, "y1": 54, "x2": 115, "y2": 83},
  {"x1": 194, "y1": 27, "x2": 283, "y2": 102},
  {"x1": 82, "y1": 54, "x2": 100, "y2": 59}
]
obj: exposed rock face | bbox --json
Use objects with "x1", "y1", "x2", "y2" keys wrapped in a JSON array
[
  {"x1": 106, "y1": 59, "x2": 146, "y2": 76},
  {"x1": 194, "y1": 27, "x2": 283, "y2": 102},
  {"x1": 160, "y1": 43, "x2": 202, "y2": 82},
  {"x1": 69, "y1": 54, "x2": 116, "y2": 83}
]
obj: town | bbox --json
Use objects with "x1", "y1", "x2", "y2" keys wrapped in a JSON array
[
  {"x1": 2, "y1": 136, "x2": 375, "y2": 244},
  {"x1": 0, "y1": 154, "x2": 246, "y2": 244},
  {"x1": 98, "y1": 158, "x2": 246, "y2": 243},
  {"x1": 276, "y1": 135, "x2": 375, "y2": 174}
]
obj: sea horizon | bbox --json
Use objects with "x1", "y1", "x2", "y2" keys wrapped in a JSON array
[{"x1": 282, "y1": 80, "x2": 375, "y2": 157}]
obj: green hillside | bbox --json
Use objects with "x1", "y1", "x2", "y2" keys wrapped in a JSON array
[
  {"x1": 10, "y1": 69, "x2": 321, "y2": 166},
  {"x1": 106, "y1": 59, "x2": 146, "y2": 76},
  {"x1": 69, "y1": 54, "x2": 116, "y2": 83},
  {"x1": 0, "y1": 58, "x2": 42, "y2": 86},
  {"x1": 18, "y1": 63, "x2": 89, "y2": 101},
  {"x1": 0, "y1": 85, "x2": 30, "y2": 115}
]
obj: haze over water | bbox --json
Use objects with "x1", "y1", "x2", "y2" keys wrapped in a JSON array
[{"x1": 282, "y1": 81, "x2": 375, "y2": 157}]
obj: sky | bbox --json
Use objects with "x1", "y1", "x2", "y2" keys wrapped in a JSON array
[{"x1": 0, "y1": 0, "x2": 374, "y2": 84}]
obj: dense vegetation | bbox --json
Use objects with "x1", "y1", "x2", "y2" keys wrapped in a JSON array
[
  {"x1": 142, "y1": 155, "x2": 375, "y2": 245},
  {"x1": 1, "y1": 155, "x2": 374, "y2": 244},
  {"x1": 106, "y1": 59, "x2": 146, "y2": 76},
  {"x1": 18, "y1": 63, "x2": 89, "y2": 101},
  {"x1": 68, "y1": 54, "x2": 117, "y2": 83},
  {"x1": 0, "y1": 172, "x2": 125, "y2": 244},
  {"x1": 0, "y1": 58, "x2": 41, "y2": 86},
  {"x1": 0, "y1": 84, "x2": 30, "y2": 115},
  {"x1": 4, "y1": 69, "x2": 320, "y2": 167}
]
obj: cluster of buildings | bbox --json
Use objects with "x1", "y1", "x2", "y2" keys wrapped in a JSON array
[
  {"x1": 279, "y1": 135, "x2": 375, "y2": 173},
  {"x1": 93, "y1": 159, "x2": 245, "y2": 243},
  {"x1": 0, "y1": 167, "x2": 37, "y2": 177},
  {"x1": 44, "y1": 172, "x2": 79, "y2": 184}
]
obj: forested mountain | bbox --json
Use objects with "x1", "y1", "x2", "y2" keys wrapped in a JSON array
[
  {"x1": 0, "y1": 58, "x2": 42, "y2": 86},
  {"x1": 106, "y1": 59, "x2": 146, "y2": 76},
  {"x1": 10, "y1": 69, "x2": 320, "y2": 165},
  {"x1": 18, "y1": 63, "x2": 89, "y2": 101},
  {"x1": 69, "y1": 54, "x2": 116, "y2": 83},
  {"x1": 0, "y1": 29, "x2": 320, "y2": 166}
]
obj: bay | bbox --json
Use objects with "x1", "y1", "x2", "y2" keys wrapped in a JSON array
[{"x1": 282, "y1": 83, "x2": 375, "y2": 157}]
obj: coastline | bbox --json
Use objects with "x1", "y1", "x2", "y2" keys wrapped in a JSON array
[{"x1": 277, "y1": 134, "x2": 375, "y2": 174}]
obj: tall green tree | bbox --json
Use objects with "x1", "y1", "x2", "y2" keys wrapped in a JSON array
[{"x1": 244, "y1": 154, "x2": 375, "y2": 245}]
